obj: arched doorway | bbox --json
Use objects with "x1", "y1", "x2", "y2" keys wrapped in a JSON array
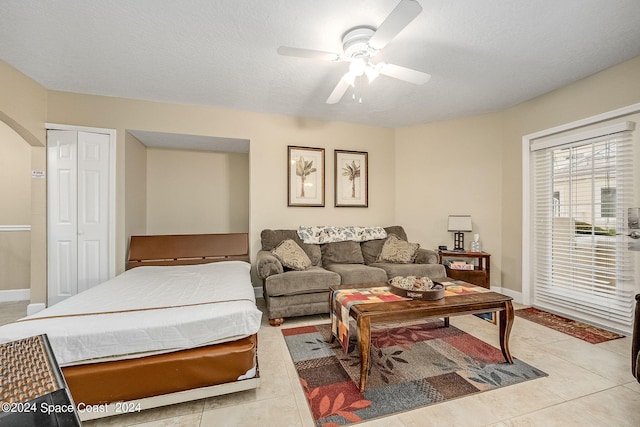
[{"x1": 0, "y1": 121, "x2": 32, "y2": 303}]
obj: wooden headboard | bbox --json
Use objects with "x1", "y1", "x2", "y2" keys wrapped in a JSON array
[{"x1": 126, "y1": 233, "x2": 249, "y2": 270}]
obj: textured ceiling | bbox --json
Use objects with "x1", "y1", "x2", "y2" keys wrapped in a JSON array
[{"x1": 1, "y1": 0, "x2": 640, "y2": 129}]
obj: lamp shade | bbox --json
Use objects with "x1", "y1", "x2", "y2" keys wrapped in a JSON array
[{"x1": 448, "y1": 215, "x2": 472, "y2": 232}]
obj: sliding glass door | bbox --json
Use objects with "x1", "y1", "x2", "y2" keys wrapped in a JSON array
[{"x1": 531, "y1": 126, "x2": 637, "y2": 334}]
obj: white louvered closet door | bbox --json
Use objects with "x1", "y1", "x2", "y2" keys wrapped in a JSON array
[
  {"x1": 47, "y1": 130, "x2": 110, "y2": 306},
  {"x1": 530, "y1": 123, "x2": 638, "y2": 334}
]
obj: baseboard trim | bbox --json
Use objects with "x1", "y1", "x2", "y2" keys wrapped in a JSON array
[
  {"x1": 0, "y1": 288, "x2": 30, "y2": 302},
  {"x1": 491, "y1": 286, "x2": 523, "y2": 305}
]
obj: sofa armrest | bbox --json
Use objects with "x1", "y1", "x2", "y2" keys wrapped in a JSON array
[
  {"x1": 414, "y1": 248, "x2": 439, "y2": 264},
  {"x1": 256, "y1": 250, "x2": 284, "y2": 280}
]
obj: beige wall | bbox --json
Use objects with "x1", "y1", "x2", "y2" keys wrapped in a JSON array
[
  {"x1": 0, "y1": 122, "x2": 31, "y2": 224},
  {"x1": 29, "y1": 145, "x2": 47, "y2": 303},
  {"x1": 124, "y1": 132, "x2": 147, "y2": 248},
  {"x1": 395, "y1": 55, "x2": 640, "y2": 294},
  {"x1": 44, "y1": 92, "x2": 396, "y2": 287},
  {"x1": 0, "y1": 60, "x2": 47, "y2": 302},
  {"x1": 395, "y1": 113, "x2": 504, "y2": 285},
  {"x1": 500, "y1": 55, "x2": 640, "y2": 294},
  {"x1": 0, "y1": 122, "x2": 31, "y2": 291},
  {"x1": 146, "y1": 148, "x2": 249, "y2": 235},
  {"x1": 3, "y1": 54, "x2": 639, "y2": 303},
  {"x1": 0, "y1": 60, "x2": 47, "y2": 147},
  {"x1": 0, "y1": 233, "x2": 30, "y2": 292}
]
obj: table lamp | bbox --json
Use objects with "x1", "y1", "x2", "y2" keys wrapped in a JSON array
[{"x1": 448, "y1": 215, "x2": 472, "y2": 251}]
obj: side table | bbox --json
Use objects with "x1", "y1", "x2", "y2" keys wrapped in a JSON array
[{"x1": 439, "y1": 250, "x2": 491, "y2": 289}]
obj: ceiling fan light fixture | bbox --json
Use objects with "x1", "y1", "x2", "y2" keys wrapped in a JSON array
[
  {"x1": 349, "y1": 58, "x2": 367, "y2": 76},
  {"x1": 278, "y1": 0, "x2": 429, "y2": 105},
  {"x1": 364, "y1": 64, "x2": 380, "y2": 83},
  {"x1": 342, "y1": 27, "x2": 376, "y2": 58}
]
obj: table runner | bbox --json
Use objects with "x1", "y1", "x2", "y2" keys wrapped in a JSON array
[
  {"x1": 330, "y1": 281, "x2": 492, "y2": 353},
  {"x1": 331, "y1": 287, "x2": 406, "y2": 352}
]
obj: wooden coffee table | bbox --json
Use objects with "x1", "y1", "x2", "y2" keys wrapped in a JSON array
[{"x1": 329, "y1": 281, "x2": 514, "y2": 392}]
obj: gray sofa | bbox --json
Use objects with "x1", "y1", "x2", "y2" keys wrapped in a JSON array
[{"x1": 256, "y1": 226, "x2": 445, "y2": 326}]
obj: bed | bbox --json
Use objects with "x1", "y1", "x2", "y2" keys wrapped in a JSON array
[{"x1": 0, "y1": 233, "x2": 262, "y2": 420}]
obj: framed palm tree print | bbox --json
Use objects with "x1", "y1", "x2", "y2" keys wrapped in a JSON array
[
  {"x1": 288, "y1": 146, "x2": 325, "y2": 207},
  {"x1": 335, "y1": 150, "x2": 368, "y2": 207}
]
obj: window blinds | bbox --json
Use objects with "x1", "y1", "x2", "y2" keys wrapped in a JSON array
[{"x1": 531, "y1": 126, "x2": 636, "y2": 334}]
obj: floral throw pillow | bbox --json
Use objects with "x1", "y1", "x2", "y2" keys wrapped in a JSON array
[
  {"x1": 272, "y1": 239, "x2": 312, "y2": 271},
  {"x1": 378, "y1": 234, "x2": 420, "y2": 264}
]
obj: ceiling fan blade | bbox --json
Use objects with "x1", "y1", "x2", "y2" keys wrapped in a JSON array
[
  {"x1": 368, "y1": 0, "x2": 422, "y2": 50},
  {"x1": 378, "y1": 63, "x2": 431, "y2": 85},
  {"x1": 277, "y1": 46, "x2": 340, "y2": 61},
  {"x1": 326, "y1": 77, "x2": 351, "y2": 104}
]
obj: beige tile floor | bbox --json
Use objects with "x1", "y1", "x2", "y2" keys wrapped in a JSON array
[{"x1": 2, "y1": 299, "x2": 639, "y2": 427}]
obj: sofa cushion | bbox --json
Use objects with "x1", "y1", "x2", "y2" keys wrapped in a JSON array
[
  {"x1": 384, "y1": 225, "x2": 408, "y2": 241},
  {"x1": 264, "y1": 266, "x2": 341, "y2": 297},
  {"x1": 271, "y1": 239, "x2": 312, "y2": 271},
  {"x1": 325, "y1": 264, "x2": 388, "y2": 285},
  {"x1": 321, "y1": 240, "x2": 364, "y2": 266},
  {"x1": 360, "y1": 239, "x2": 385, "y2": 265},
  {"x1": 261, "y1": 229, "x2": 322, "y2": 266},
  {"x1": 370, "y1": 262, "x2": 446, "y2": 280},
  {"x1": 378, "y1": 234, "x2": 420, "y2": 263}
]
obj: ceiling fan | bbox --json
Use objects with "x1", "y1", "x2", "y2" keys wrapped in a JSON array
[{"x1": 277, "y1": 0, "x2": 431, "y2": 104}]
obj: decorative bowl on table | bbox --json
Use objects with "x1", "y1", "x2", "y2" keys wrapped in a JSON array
[{"x1": 388, "y1": 276, "x2": 445, "y2": 300}]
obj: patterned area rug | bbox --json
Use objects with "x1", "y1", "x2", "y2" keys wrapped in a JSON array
[
  {"x1": 283, "y1": 322, "x2": 546, "y2": 426},
  {"x1": 514, "y1": 307, "x2": 624, "y2": 344}
]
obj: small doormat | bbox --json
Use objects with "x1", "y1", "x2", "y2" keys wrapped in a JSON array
[
  {"x1": 283, "y1": 322, "x2": 546, "y2": 426},
  {"x1": 514, "y1": 307, "x2": 624, "y2": 344}
]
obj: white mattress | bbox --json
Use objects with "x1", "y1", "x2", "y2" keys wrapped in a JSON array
[{"x1": 0, "y1": 261, "x2": 262, "y2": 366}]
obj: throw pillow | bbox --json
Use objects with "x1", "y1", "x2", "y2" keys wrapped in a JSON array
[
  {"x1": 261, "y1": 229, "x2": 322, "y2": 266},
  {"x1": 272, "y1": 239, "x2": 312, "y2": 271},
  {"x1": 378, "y1": 234, "x2": 420, "y2": 264}
]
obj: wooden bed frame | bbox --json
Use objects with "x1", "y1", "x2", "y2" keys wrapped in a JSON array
[{"x1": 61, "y1": 233, "x2": 259, "y2": 421}]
